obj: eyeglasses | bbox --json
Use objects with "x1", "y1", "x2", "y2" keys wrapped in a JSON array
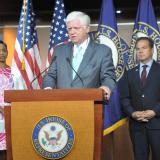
[{"x1": 67, "y1": 26, "x2": 88, "y2": 32}]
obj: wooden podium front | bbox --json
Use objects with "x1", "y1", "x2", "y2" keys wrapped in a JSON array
[{"x1": 4, "y1": 89, "x2": 104, "y2": 160}]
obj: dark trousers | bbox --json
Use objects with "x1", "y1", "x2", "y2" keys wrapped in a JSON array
[
  {"x1": 130, "y1": 127, "x2": 160, "y2": 160},
  {"x1": 0, "y1": 150, "x2": 6, "y2": 160}
]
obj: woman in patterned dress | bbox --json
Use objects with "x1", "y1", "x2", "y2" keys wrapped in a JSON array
[{"x1": 0, "y1": 40, "x2": 13, "y2": 160}]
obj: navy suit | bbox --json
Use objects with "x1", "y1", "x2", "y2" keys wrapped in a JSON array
[{"x1": 120, "y1": 61, "x2": 160, "y2": 160}]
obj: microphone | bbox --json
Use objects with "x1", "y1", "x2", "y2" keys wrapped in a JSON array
[
  {"x1": 66, "y1": 57, "x2": 84, "y2": 87},
  {"x1": 30, "y1": 56, "x2": 57, "y2": 89}
]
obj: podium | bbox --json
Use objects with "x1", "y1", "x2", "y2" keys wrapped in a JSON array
[{"x1": 4, "y1": 89, "x2": 104, "y2": 160}]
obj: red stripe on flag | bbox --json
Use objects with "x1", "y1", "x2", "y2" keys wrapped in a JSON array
[
  {"x1": 25, "y1": 50, "x2": 42, "y2": 87},
  {"x1": 48, "y1": 51, "x2": 52, "y2": 64},
  {"x1": 25, "y1": 50, "x2": 34, "y2": 74},
  {"x1": 13, "y1": 49, "x2": 32, "y2": 89},
  {"x1": 34, "y1": 60, "x2": 43, "y2": 88}
]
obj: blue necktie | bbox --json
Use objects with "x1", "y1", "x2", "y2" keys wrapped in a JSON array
[{"x1": 72, "y1": 46, "x2": 83, "y2": 79}]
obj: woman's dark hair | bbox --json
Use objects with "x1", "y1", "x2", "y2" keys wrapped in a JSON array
[{"x1": 0, "y1": 40, "x2": 8, "y2": 51}]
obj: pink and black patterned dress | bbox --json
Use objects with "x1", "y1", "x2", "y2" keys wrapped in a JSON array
[{"x1": 0, "y1": 67, "x2": 13, "y2": 150}]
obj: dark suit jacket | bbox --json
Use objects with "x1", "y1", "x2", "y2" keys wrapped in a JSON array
[
  {"x1": 43, "y1": 40, "x2": 116, "y2": 91},
  {"x1": 120, "y1": 61, "x2": 160, "y2": 130}
]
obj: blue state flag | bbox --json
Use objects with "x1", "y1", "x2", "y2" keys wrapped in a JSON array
[
  {"x1": 128, "y1": 0, "x2": 160, "y2": 68},
  {"x1": 96, "y1": 0, "x2": 128, "y2": 135}
]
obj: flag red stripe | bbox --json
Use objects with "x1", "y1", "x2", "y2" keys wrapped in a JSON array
[
  {"x1": 25, "y1": 50, "x2": 34, "y2": 74},
  {"x1": 25, "y1": 50, "x2": 42, "y2": 87},
  {"x1": 34, "y1": 60, "x2": 43, "y2": 87},
  {"x1": 48, "y1": 52, "x2": 52, "y2": 64},
  {"x1": 13, "y1": 49, "x2": 32, "y2": 89}
]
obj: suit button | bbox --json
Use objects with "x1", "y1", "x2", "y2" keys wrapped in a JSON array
[{"x1": 142, "y1": 94, "x2": 145, "y2": 98}]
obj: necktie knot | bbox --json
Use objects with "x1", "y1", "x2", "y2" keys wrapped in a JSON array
[
  {"x1": 142, "y1": 65, "x2": 148, "y2": 70},
  {"x1": 74, "y1": 45, "x2": 82, "y2": 55}
]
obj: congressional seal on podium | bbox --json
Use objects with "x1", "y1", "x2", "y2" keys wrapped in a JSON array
[{"x1": 32, "y1": 116, "x2": 75, "y2": 159}]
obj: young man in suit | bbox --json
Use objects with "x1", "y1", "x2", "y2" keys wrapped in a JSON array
[
  {"x1": 43, "y1": 11, "x2": 116, "y2": 100},
  {"x1": 120, "y1": 37, "x2": 160, "y2": 160}
]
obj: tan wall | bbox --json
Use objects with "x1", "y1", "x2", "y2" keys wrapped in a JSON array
[
  {"x1": 37, "y1": 27, "x2": 50, "y2": 69},
  {"x1": 118, "y1": 25, "x2": 134, "y2": 44},
  {"x1": 3, "y1": 28, "x2": 16, "y2": 65}
]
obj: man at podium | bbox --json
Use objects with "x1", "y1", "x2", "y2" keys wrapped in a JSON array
[{"x1": 43, "y1": 11, "x2": 116, "y2": 100}]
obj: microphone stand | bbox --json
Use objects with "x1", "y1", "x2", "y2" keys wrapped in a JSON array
[
  {"x1": 66, "y1": 57, "x2": 84, "y2": 88},
  {"x1": 29, "y1": 56, "x2": 57, "y2": 89}
]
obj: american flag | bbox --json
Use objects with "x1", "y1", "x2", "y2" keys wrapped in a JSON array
[
  {"x1": 11, "y1": 0, "x2": 42, "y2": 89},
  {"x1": 46, "y1": 0, "x2": 69, "y2": 67}
]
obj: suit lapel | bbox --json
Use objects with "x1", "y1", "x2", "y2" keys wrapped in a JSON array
[
  {"x1": 133, "y1": 65, "x2": 141, "y2": 88},
  {"x1": 145, "y1": 61, "x2": 156, "y2": 87},
  {"x1": 67, "y1": 42, "x2": 73, "y2": 61},
  {"x1": 66, "y1": 43, "x2": 74, "y2": 82}
]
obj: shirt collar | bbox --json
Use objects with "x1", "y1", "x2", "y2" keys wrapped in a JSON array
[
  {"x1": 140, "y1": 59, "x2": 153, "y2": 69},
  {"x1": 74, "y1": 37, "x2": 90, "y2": 51}
]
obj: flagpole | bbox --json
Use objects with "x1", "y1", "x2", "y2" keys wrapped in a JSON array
[{"x1": 22, "y1": 0, "x2": 27, "y2": 70}]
